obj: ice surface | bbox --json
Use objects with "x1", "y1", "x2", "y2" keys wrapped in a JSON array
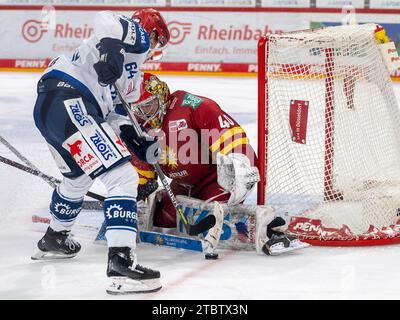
[{"x1": 1, "y1": 72, "x2": 400, "y2": 300}]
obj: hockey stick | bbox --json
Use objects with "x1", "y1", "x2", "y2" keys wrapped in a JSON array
[
  {"x1": 113, "y1": 84, "x2": 216, "y2": 236},
  {"x1": 0, "y1": 134, "x2": 54, "y2": 185},
  {"x1": 0, "y1": 134, "x2": 104, "y2": 209},
  {"x1": 0, "y1": 154, "x2": 105, "y2": 203}
]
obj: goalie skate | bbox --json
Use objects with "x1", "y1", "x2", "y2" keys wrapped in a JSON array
[
  {"x1": 258, "y1": 233, "x2": 310, "y2": 256},
  {"x1": 256, "y1": 213, "x2": 309, "y2": 256},
  {"x1": 106, "y1": 247, "x2": 162, "y2": 295},
  {"x1": 31, "y1": 227, "x2": 81, "y2": 260}
]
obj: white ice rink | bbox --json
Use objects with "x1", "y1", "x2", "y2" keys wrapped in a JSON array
[{"x1": 1, "y1": 72, "x2": 400, "y2": 300}]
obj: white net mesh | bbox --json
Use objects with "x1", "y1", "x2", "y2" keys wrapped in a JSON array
[{"x1": 261, "y1": 24, "x2": 400, "y2": 243}]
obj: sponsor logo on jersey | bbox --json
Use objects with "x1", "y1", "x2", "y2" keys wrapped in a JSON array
[
  {"x1": 67, "y1": 140, "x2": 82, "y2": 157},
  {"x1": 64, "y1": 98, "x2": 92, "y2": 128},
  {"x1": 63, "y1": 119, "x2": 127, "y2": 173},
  {"x1": 169, "y1": 170, "x2": 188, "y2": 179},
  {"x1": 138, "y1": 25, "x2": 147, "y2": 44},
  {"x1": 130, "y1": 22, "x2": 137, "y2": 43},
  {"x1": 119, "y1": 16, "x2": 137, "y2": 44},
  {"x1": 181, "y1": 93, "x2": 204, "y2": 109},
  {"x1": 70, "y1": 101, "x2": 89, "y2": 126},
  {"x1": 57, "y1": 81, "x2": 75, "y2": 89},
  {"x1": 63, "y1": 133, "x2": 103, "y2": 175},
  {"x1": 169, "y1": 119, "x2": 188, "y2": 132},
  {"x1": 105, "y1": 204, "x2": 137, "y2": 221},
  {"x1": 115, "y1": 134, "x2": 125, "y2": 148},
  {"x1": 76, "y1": 153, "x2": 96, "y2": 169},
  {"x1": 100, "y1": 122, "x2": 131, "y2": 158},
  {"x1": 90, "y1": 132, "x2": 117, "y2": 161},
  {"x1": 160, "y1": 146, "x2": 179, "y2": 170}
]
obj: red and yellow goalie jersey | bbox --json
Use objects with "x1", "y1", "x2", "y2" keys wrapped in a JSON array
[
  {"x1": 158, "y1": 90, "x2": 256, "y2": 185},
  {"x1": 132, "y1": 90, "x2": 257, "y2": 227}
]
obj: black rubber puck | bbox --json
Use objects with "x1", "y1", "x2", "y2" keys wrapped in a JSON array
[{"x1": 205, "y1": 253, "x2": 219, "y2": 260}]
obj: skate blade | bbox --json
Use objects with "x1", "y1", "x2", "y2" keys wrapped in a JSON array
[
  {"x1": 106, "y1": 277, "x2": 162, "y2": 295},
  {"x1": 289, "y1": 240, "x2": 311, "y2": 250},
  {"x1": 269, "y1": 241, "x2": 310, "y2": 256},
  {"x1": 31, "y1": 250, "x2": 77, "y2": 261}
]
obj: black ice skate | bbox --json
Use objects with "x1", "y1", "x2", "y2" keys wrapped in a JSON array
[
  {"x1": 106, "y1": 247, "x2": 162, "y2": 295},
  {"x1": 31, "y1": 227, "x2": 81, "y2": 260}
]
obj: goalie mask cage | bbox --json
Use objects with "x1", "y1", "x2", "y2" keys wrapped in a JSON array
[{"x1": 257, "y1": 24, "x2": 400, "y2": 246}]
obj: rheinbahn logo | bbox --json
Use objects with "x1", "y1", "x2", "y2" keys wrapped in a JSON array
[
  {"x1": 167, "y1": 21, "x2": 192, "y2": 45},
  {"x1": 22, "y1": 19, "x2": 48, "y2": 43}
]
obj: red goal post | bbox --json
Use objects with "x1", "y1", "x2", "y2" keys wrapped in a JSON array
[{"x1": 257, "y1": 24, "x2": 400, "y2": 246}]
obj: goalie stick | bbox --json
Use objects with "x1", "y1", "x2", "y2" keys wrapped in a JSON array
[
  {"x1": 32, "y1": 213, "x2": 205, "y2": 252},
  {"x1": 113, "y1": 84, "x2": 216, "y2": 236}
]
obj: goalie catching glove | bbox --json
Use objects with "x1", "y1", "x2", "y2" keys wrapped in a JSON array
[{"x1": 217, "y1": 153, "x2": 260, "y2": 206}]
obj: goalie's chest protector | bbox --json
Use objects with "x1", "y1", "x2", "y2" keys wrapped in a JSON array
[{"x1": 159, "y1": 91, "x2": 216, "y2": 186}]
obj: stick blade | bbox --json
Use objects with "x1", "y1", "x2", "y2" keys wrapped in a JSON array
[{"x1": 187, "y1": 214, "x2": 216, "y2": 236}]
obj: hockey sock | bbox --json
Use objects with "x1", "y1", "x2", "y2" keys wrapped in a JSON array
[
  {"x1": 49, "y1": 187, "x2": 83, "y2": 232},
  {"x1": 103, "y1": 196, "x2": 138, "y2": 248}
]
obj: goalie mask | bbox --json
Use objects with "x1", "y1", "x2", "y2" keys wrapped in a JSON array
[
  {"x1": 130, "y1": 73, "x2": 170, "y2": 128},
  {"x1": 132, "y1": 9, "x2": 170, "y2": 61}
]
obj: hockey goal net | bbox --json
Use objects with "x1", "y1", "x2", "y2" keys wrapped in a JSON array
[{"x1": 257, "y1": 24, "x2": 400, "y2": 246}]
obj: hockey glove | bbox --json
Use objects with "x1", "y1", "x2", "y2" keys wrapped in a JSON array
[
  {"x1": 93, "y1": 38, "x2": 125, "y2": 86},
  {"x1": 119, "y1": 125, "x2": 161, "y2": 165},
  {"x1": 137, "y1": 179, "x2": 159, "y2": 202}
]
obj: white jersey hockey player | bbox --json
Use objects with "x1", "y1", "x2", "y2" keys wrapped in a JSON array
[{"x1": 31, "y1": 9, "x2": 170, "y2": 294}]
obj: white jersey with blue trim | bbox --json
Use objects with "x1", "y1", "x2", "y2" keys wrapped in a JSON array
[{"x1": 40, "y1": 11, "x2": 149, "y2": 118}]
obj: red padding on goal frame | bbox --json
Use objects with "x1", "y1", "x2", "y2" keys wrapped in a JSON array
[{"x1": 303, "y1": 237, "x2": 400, "y2": 247}]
